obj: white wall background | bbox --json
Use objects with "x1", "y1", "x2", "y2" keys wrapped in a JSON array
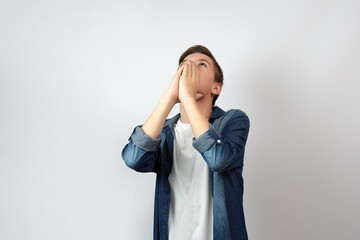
[{"x1": 1, "y1": 0, "x2": 359, "y2": 239}]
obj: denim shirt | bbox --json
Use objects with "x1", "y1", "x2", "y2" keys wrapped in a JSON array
[{"x1": 122, "y1": 106, "x2": 250, "y2": 240}]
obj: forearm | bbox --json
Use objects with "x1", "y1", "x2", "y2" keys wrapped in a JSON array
[
  {"x1": 181, "y1": 98, "x2": 210, "y2": 139},
  {"x1": 141, "y1": 94, "x2": 176, "y2": 139}
]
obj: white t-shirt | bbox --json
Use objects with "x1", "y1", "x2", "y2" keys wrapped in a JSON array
[{"x1": 168, "y1": 118, "x2": 213, "y2": 240}]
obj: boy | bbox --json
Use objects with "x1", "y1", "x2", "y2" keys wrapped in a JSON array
[{"x1": 122, "y1": 45, "x2": 250, "y2": 240}]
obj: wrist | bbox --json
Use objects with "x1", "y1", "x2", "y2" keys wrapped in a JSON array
[
  {"x1": 180, "y1": 96, "x2": 196, "y2": 105},
  {"x1": 161, "y1": 93, "x2": 178, "y2": 106}
]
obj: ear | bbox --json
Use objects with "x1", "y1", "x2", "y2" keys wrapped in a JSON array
[{"x1": 211, "y1": 82, "x2": 222, "y2": 96}]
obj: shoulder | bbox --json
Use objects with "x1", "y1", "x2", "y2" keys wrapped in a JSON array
[
  {"x1": 217, "y1": 106, "x2": 250, "y2": 125},
  {"x1": 221, "y1": 108, "x2": 250, "y2": 131},
  {"x1": 213, "y1": 106, "x2": 249, "y2": 120},
  {"x1": 211, "y1": 107, "x2": 249, "y2": 135},
  {"x1": 225, "y1": 108, "x2": 249, "y2": 119}
]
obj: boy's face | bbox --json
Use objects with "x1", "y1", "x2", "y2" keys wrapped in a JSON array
[{"x1": 179, "y1": 53, "x2": 221, "y2": 102}]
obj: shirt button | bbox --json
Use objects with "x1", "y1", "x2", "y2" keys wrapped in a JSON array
[
  {"x1": 164, "y1": 211, "x2": 168, "y2": 215},
  {"x1": 217, "y1": 139, "x2": 221, "y2": 143}
]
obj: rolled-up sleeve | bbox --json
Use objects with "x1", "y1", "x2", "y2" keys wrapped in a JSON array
[
  {"x1": 130, "y1": 125, "x2": 161, "y2": 152},
  {"x1": 192, "y1": 124, "x2": 222, "y2": 153},
  {"x1": 122, "y1": 125, "x2": 161, "y2": 173},
  {"x1": 192, "y1": 111, "x2": 250, "y2": 172}
]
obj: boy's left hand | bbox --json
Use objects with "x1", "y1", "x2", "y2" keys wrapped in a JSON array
[{"x1": 179, "y1": 61, "x2": 203, "y2": 102}]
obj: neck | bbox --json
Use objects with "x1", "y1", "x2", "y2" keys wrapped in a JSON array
[{"x1": 179, "y1": 98, "x2": 213, "y2": 123}]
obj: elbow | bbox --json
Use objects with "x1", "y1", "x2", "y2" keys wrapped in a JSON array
[
  {"x1": 122, "y1": 144, "x2": 157, "y2": 173},
  {"x1": 122, "y1": 144, "x2": 141, "y2": 170},
  {"x1": 123, "y1": 156, "x2": 138, "y2": 170},
  {"x1": 204, "y1": 150, "x2": 244, "y2": 172},
  {"x1": 207, "y1": 160, "x2": 228, "y2": 172},
  {"x1": 203, "y1": 153, "x2": 228, "y2": 172},
  {"x1": 122, "y1": 151, "x2": 137, "y2": 170}
]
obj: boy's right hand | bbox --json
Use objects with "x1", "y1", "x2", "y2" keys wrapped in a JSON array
[
  {"x1": 164, "y1": 64, "x2": 186, "y2": 104},
  {"x1": 141, "y1": 64, "x2": 186, "y2": 139}
]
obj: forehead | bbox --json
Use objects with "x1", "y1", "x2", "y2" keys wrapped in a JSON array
[{"x1": 184, "y1": 53, "x2": 213, "y2": 64}]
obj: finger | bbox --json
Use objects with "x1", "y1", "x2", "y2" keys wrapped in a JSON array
[
  {"x1": 193, "y1": 62, "x2": 198, "y2": 80},
  {"x1": 175, "y1": 64, "x2": 185, "y2": 80},
  {"x1": 191, "y1": 61, "x2": 196, "y2": 79},
  {"x1": 177, "y1": 63, "x2": 185, "y2": 74},
  {"x1": 189, "y1": 61, "x2": 193, "y2": 78},
  {"x1": 194, "y1": 63, "x2": 199, "y2": 81},
  {"x1": 188, "y1": 61, "x2": 195, "y2": 82},
  {"x1": 183, "y1": 62, "x2": 189, "y2": 76}
]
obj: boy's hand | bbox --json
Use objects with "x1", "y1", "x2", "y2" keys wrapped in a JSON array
[
  {"x1": 179, "y1": 61, "x2": 203, "y2": 103},
  {"x1": 142, "y1": 64, "x2": 186, "y2": 139},
  {"x1": 164, "y1": 64, "x2": 186, "y2": 104}
]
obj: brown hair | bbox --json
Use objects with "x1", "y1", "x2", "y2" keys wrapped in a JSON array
[{"x1": 178, "y1": 45, "x2": 223, "y2": 106}]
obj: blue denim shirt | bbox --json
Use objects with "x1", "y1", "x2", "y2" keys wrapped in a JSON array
[{"x1": 122, "y1": 106, "x2": 250, "y2": 240}]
